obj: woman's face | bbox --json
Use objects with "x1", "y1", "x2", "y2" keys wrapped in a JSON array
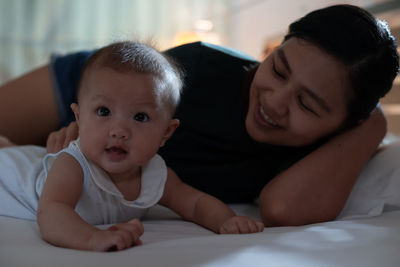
[{"x1": 246, "y1": 37, "x2": 349, "y2": 147}]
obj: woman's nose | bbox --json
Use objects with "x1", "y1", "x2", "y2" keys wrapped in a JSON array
[{"x1": 264, "y1": 87, "x2": 291, "y2": 117}]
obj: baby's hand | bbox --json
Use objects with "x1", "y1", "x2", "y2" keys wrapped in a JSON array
[
  {"x1": 219, "y1": 216, "x2": 264, "y2": 234},
  {"x1": 88, "y1": 218, "x2": 144, "y2": 251}
]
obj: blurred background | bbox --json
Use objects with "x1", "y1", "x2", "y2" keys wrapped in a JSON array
[{"x1": 0, "y1": 0, "x2": 399, "y2": 134}]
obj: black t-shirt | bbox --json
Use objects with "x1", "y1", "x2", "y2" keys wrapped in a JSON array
[
  {"x1": 160, "y1": 42, "x2": 312, "y2": 202},
  {"x1": 51, "y1": 41, "x2": 313, "y2": 203}
]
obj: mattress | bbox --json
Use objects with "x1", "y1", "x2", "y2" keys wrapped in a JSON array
[
  {"x1": 1, "y1": 204, "x2": 400, "y2": 267},
  {"x1": 1, "y1": 139, "x2": 400, "y2": 267}
]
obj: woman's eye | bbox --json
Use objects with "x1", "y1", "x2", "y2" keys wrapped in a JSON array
[
  {"x1": 272, "y1": 64, "x2": 285, "y2": 79},
  {"x1": 134, "y1": 112, "x2": 149, "y2": 122},
  {"x1": 96, "y1": 107, "x2": 111, "y2": 117},
  {"x1": 298, "y1": 96, "x2": 317, "y2": 115}
]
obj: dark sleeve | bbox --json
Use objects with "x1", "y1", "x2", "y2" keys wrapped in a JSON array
[
  {"x1": 163, "y1": 42, "x2": 203, "y2": 101},
  {"x1": 160, "y1": 42, "x2": 273, "y2": 203},
  {"x1": 161, "y1": 42, "x2": 318, "y2": 203},
  {"x1": 49, "y1": 51, "x2": 94, "y2": 127}
]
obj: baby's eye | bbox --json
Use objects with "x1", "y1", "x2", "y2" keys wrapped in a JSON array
[
  {"x1": 96, "y1": 107, "x2": 111, "y2": 117},
  {"x1": 134, "y1": 112, "x2": 149, "y2": 122}
]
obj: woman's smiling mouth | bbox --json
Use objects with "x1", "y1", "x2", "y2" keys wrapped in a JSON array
[{"x1": 255, "y1": 105, "x2": 282, "y2": 129}]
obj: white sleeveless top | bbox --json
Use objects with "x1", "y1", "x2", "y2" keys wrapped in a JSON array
[
  {"x1": 43, "y1": 139, "x2": 168, "y2": 225},
  {"x1": 0, "y1": 140, "x2": 168, "y2": 225}
]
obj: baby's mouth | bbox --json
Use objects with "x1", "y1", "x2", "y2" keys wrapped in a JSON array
[{"x1": 105, "y1": 146, "x2": 127, "y2": 155}]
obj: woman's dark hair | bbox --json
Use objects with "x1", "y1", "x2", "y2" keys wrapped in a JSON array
[{"x1": 284, "y1": 4, "x2": 399, "y2": 127}]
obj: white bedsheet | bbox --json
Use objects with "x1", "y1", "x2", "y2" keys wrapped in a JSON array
[{"x1": 1, "y1": 204, "x2": 400, "y2": 267}]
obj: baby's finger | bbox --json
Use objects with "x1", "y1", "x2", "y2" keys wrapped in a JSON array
[
  {"x1": 107, "y1": 226, "x2": 133, "y2": 250},
  {"x1": 113, "y1": 222, "x2": 143, "y2": 246},
  {"x1": 135, "y1": 239, "x2": 143, "y2": 246},
  {"x1": 106, "y1": 245, "x2": 118, "y2": 252},
  {"x1": 246, "y1": 220, "x2": 259, "y2": 233},
  {"x1": 120, "y1": 229, "x2": 136, "y2": 248},
  {"x1": 105, "y1": 234, "x2": 128, "y2": 251},
  {"x1": 246, "y1": 220, "x2": 264, "y2": 233},
  {"x1": 256, "y1": 221, "x2": 264, "y2": 232},
  {"x1": 237, "y1": 220, "x2": 251, "y2": 234},
  {"x1": 116, "y1": 219, "x2": 143, "y2": 244},
  {"x1": 129, "y1": 221, "x2": 144, "y2": 245},
  {"x1": 128, "y1": 219, "x2": 144, "y2": 236},
  {"x1": 220, "y1": 222, "x2": 240, "y2": 234}
]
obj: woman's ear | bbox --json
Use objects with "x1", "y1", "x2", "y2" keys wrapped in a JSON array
[
  {"x1": 70, "y1": 103, "x2": 80, "y2": 125},
  {"x1": 160, "y1": 119, "x2": 180, "y2": 147}
]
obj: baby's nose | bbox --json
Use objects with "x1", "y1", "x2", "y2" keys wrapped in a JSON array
[{"x1": 109, "y1": 121, "x2": 129, "y2": 139}]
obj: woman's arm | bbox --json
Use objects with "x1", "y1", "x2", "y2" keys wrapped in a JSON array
[
  {"x1": 259, "y1": 108, "x2": 387, "y2": 226},
  {"x1": 159, "y1": 168, "x2": 264, "y2": 234},
  {"x1": 0, "y1": 65, "x2": 60, "y2": 146},
  {"x1": 37, "y1": 153, "x2": 143, "y2": 251}
]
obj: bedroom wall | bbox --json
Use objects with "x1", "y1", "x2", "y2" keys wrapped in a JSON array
[
  {"x1": 228, "y1": 0, "x2": 393, "y2": 59},
  {"x1": 373, "y1": 6, "x2": 400, "y2": 136},
  {"x1": 0, "y1": 0, "x2": 230, "y2": 84},
  {"x1": 0, "y1": 0, "x2": 399, "y2": 135}
]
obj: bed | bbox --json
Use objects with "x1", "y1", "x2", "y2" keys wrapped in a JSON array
[{"x1": 1, "y1": 137, "x2": 400, "y2": 267}]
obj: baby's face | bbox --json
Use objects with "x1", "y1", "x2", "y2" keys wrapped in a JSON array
[{"x1": 73, "y1": 67, "x2": 177, "y2": 176}]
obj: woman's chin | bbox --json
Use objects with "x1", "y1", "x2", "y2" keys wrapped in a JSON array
[{"x1": 245, "y1": 116, "x2": 273, "y2": 144}]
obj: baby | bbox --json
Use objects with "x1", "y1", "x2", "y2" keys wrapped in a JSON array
[{"x1": 0, "y1": 41, "x2": 263, "y2": 251}]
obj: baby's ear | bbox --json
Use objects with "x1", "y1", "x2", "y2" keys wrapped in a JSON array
[
  {"x1": 160, "y1": 119, "x2": 180, "y2": 147},
  {"x1": 70, "y1": 103, "x2": 80, "y2": 124}
]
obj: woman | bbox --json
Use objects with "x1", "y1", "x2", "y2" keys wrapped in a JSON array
[{"x1": 0, "y1": 5, "x2": 398, "y2": 226}]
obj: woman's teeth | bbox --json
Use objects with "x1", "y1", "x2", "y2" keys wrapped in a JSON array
[{"x1": 259, "y1": 106, "x2": 278, "y2": 126}]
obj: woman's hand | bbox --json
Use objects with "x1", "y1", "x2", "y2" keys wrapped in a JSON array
[
  {"x1": 89, "y1": 219, "x2": 144, "y2": 252},
  {"x1": 46, "y1": 122, "x2": 79, "y2": 153},
  {"x1": 219, "y1": 216, "x2": 264, "y2": 234}
]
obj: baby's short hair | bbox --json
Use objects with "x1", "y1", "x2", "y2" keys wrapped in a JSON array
[{"x1": 78, "y1": 41, "x2": 183, "y2": 111}]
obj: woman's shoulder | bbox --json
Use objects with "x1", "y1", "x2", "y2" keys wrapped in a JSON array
[
  {"x1": 200, "y1": 42, "x2": 256, "y2": 62},
  {"x1": 164, "y1": 41, "x2": 258, "y2": 65}
]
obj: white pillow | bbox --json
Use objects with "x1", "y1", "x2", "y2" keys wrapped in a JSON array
[{"x1": 338, "y1": 140, "x2": 400, "y2": 220}]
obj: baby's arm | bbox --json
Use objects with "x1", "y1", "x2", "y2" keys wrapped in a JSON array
[
  {"x1": 37, "y1": 153, "x2": 143, "y2": 251},
  {"x1": 159, "y1": 168, "x2": 264, "y2": 234}
]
